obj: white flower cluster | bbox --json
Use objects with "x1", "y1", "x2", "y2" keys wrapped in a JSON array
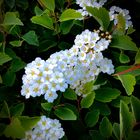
[
  {"x1": 109, "y1": 6, "x2": 133, "y2": 29},
  {"x1": 76, "y1": 0, "x2": 107, "y2": 17},
  {"x1": 21, "y1": 29, "x2": 114, "y2": 102},
  {"x1": 22, "y1": 116, "x2": 64, "y2": 140}
]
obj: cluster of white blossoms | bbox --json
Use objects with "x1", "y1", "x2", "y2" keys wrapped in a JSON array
[
  {"x1": 109, "y1": 6, "x2": 133, "y2": 29},
  {"x1": 76, "y1": 1, "x2": 133, "y2": 30},
  {"x1": 21, "y1": 29, "x2": 114, "y2": 102},
  {"x1": 76, "y1": 0, "x2": 107, "y2": 16},
  {"x1": 22, "y1": 116, "x2": 64, "y2": 140}
]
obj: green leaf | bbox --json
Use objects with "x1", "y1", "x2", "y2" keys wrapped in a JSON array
[
  {"x1": 73, "y1": 20, "x2": 83, "y2": 27},
  {"x1": 0, "y1": 53, "x2": 12, "y2": 65},
  {"x1": 99, "y1": 117, "x2": 112, "y2": 138},
  {"x1": 22, "y1": 31, "x2": 39, "y2": 46},
  {"x1": 64, "y1": 103, "x2": 79, "y2": 118},
  {"x1": 38, "y1": 40, "x2": 57, "y2": 52},
  {"x1": 6, "y1": 48, "x2": 21, "y2": 59},
  {"x1": 118, "y1": 74, "x2": 136, "y2": 95},
  {"x1": 86, "y1": 7, "x2": 110, "y2": 31},
  {"x1": 9, "y1": 40, "x2": 23, "y2": 47},
  {"x1": 119, "y1": 51, "x2": 130, "y2": 64},
  {"x1": 117, "y1": 14, "x2": 126, "y2": 32},
  {"x1": 60, "y1": 20, "x2": 74, "y2": 34},
  {"x1": 89, "y1": 130, "x2": 105, "y2": 140},
  {"x1": 38, "y1": 0, "x2": 55, "y2": 11},
  {"x1": 91, "y1": 102, "x2": 111, "y2": 116},
  {"x1": 135, "y1": 48, "x2": 140, "y2": 64},
  {"x1": 34, "y1": 6, "x2": 43, "y2": 15},
  {"x1": 31, "y1": 13, "x2": 54, "y2": 30},
  {"x1": 18, "y1": 116, "x2": 40, "y2": 131},
  {"x1": 113, "y1": 14, "x2": 126, "y2": 35},
  {"x1": 2, "y1": 12, "x2": 23, "y2": 26},
  {"x1": 9, "y1": 25, "x2": 21, "y2": 35},
  {"x1": 95, "y1": 88, "x2": 121, "y2": 102},
  {"x1": 54, "y1": 107, "x2": 77, "y2": 120},
  {"x1": 63, "y1": 88, "x2": 77, "y2": 100},
  {"x1": 110, "y1": 35, "x2": 138, "y2": 51},
  {"x1": 9, "y1": 58, "x2": 26, "y2": 72},
  {"x1": 0, "y1": 101, "x2": 10, "y2": 118},
  {"x1": 58, "y1": 42, "x2": 71, "y2": 50},
  {"x1": 127, "y1": 26, "x2": 135, "y2": 35},
  {"x1": 41, "y1": 102, "x2": 53, "y2": 111},
  {"x1": 59, "y1": 9, "x2": 82, "y2": 22},
  {"x1": 82, "y1": 81, "x2": 94, "y2": 95},
  {"x1": 81, "y1": 92, "x2": 95, "y2": 108},
  {"x1": 4, "y1": 117, "x2": 25, "y2": 139},
  {"x1": 10, "y1": 103, "x2": 24, "y2": 116},
  {"x1": 111, "y1": 96, "x2": 130, "y2": 108},
  {"x1": 113, "y1": 123, "x2": 120, "y2": 140},
  {"x1": 120, "y1": 101, "x2": 133, "y2": 138},
  {"x1": 85, "y1": 110, "x2": 100, "y2": 127},
  {"x1": 2, "y1": 71, "x2": 16, "y2": 87},
  {"x1": 131, "y1": 95, "x2": 140, "y2": 122}
]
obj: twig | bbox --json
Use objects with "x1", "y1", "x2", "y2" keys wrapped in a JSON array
[{"x1": 113, "y1": 64, "x2": 140, "y2": 76}]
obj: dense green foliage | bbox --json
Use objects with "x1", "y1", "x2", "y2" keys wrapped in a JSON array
[{"x1": 0, "y1": 0, "x2": 140, "y2": 139}]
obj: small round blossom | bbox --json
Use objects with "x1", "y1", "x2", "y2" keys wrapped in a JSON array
[
  {"x1": 21, "y1": 116, "x2": 65, "y2": 140},
  {"x1": 109, "y1": 6, "x2": 133, "y2": 29},
  {"x1": 99, "y1": 58, "x2": 115, "y2": 74}
]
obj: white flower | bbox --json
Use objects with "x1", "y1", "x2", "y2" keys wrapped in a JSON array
[
  {"x1": 22, "y1": 130, "x2": 35, "y2": 140},
  {"x1": 32, "y1": 129, "x2": 45, "y2": 140},
  {"x1": 25, "y1": 67, "x2": 40, "y2": 80},
  {"x1": 99, "y1": 57, "x2": 114, "y2": 74},
  {"x1": 94, "y1": 38, "x2": 110, "y2": 52},
  {"x1": 37, "y1": 116, "x2": 52, "y2": 130},
  {"x1": 21, "y1": 85, "x2": 31, "y2": 99},
  {"x1": 50, "y1": 71, "x2": 64, "y2": 83},
  {"x1": 44, "y1": 91, "x2": 58, "y2": 103},
  {"x1": 80, "y1": 45, "x2": 89, "y2": 52},
  {"x1": 78, "y1": 51, "x2": 87, "y2": 60},
  {"x1": 41, "y1": 73, "x2": 52, "y2": 85},
  {"x1": 32, "y1": 57, "x2": 45, "y2": 68},
  {"x1": 56, "y1": 82, "x2": 68, "y2": 92},
  {"x1": 91, "y1": 32, "x2": 100, "y2": 42},
  {"x1": 69, "y1": 45, "x2": 79, "y2": 55},
  {"x1": 77, "y1": 9, "x2": 89, "y2": 17},
  {"x1": 30, "y1": 84, "x2": 42, "y2": 97},
  {"x1": 94, "y1": 52, "x2": 104, "y2": 63},
  {"x1": 68, "y1": 56, "x2": 78, "y2": 66},
  {"x1": 56, "y1": 61, "x2": 67, "y2": 72},
  {"x1": 86, "y1": 51, "x2": 95, "y2": 60}
]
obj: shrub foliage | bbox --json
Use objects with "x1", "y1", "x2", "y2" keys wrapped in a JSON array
[{"x1": 0, "y1": 0, "x2": 140, "y2": 140}]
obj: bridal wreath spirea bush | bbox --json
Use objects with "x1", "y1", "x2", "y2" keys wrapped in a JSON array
[{"x1": 1, "y1": 0, "x2": 140, "y2": 140}]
